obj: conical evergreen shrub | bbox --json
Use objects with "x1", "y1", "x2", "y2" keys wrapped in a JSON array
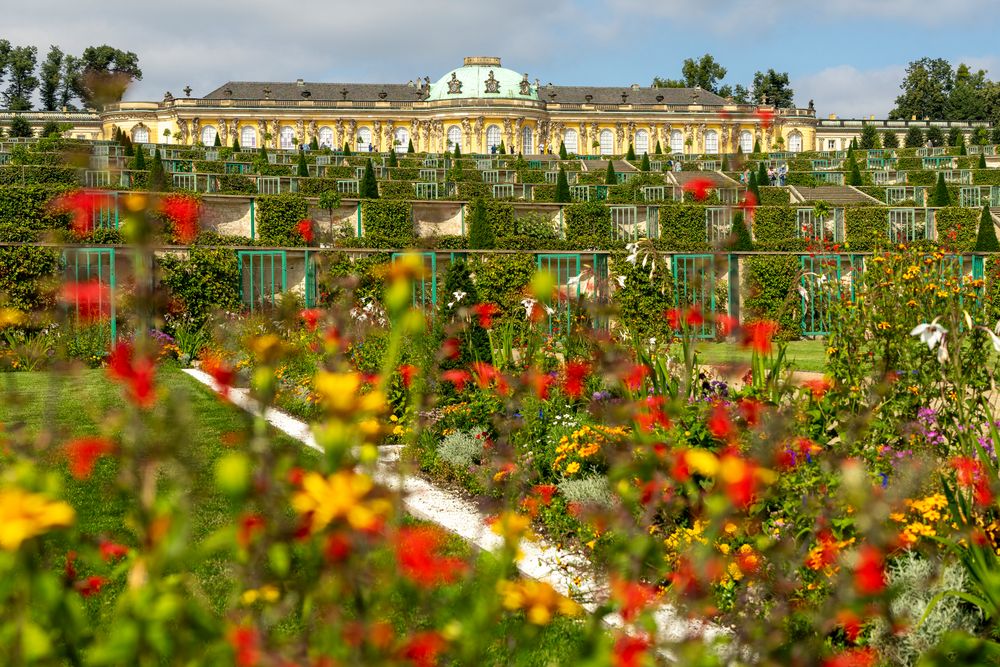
[
  {"x1": 976, "y1": 204, "x2": 999, "y2": 251},
  {"x1": 559, "y1": 141, "x2": 568, "y2": 160},
  {"x1": 343, "y1": 142, "x2": 352, "y2": 156},
  {"x1": 980, "y1": 153, "x2": 988, "y2": 169},
  {"x1": 654, "y1": 140, "x2": 662, "y2": 155},
  {"x1": 626, "y1": 144, "x2": 636, "y2": 160},
  {"x1": 467, "y1": 197, "x2": 495, "y2": 249},
  {"x1": 554, "y1": 167, "x2": 571, "y2": 203},
  {"x1": 309, "y1": 136, "x2": 319, "y2": 151},
  {"x1": 933, "y1": 173, "x2": 950, "y2": 206},
  {"x1": 232, "y1": 136, "x2": 241, "y2": 152},
  {"x1": 297, "y1": 150, "x2": 309, "y2": 177},
  {"x1": 640, "y1": 153, "x2": 650, "y2": 172},
  {"x1": 213, "y1": 132, "x2": 221, "y2": 147},
  {"x1": 407, "y1": 139, "x2": 414, "y2": 153},
  {"x1": 134, "y1": 146, "x2": 146, "y2": 170},
  {"x1": 359, "y1": 159, "x2": 379, "y2": 199},
  {"x1": 388, "y1": 149, "x2": 398, "y2": 168},
  {"x1": 729, "y1": 211, "x2": 753, "y2": 251},
  {"x1": 605, "y1": 160, "x2": 617, "y2": 185}
]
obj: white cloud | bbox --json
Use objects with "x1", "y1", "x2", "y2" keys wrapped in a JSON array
[{"x1": 793, "y1": 64, "x2": 905, "y2": 119}]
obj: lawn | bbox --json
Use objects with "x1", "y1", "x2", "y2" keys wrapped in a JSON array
[{"x1": 692, "y1": 338, "x2": 827, "y2": 373}]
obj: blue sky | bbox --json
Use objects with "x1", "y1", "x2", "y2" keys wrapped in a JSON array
[{"x1": 6, "y1": 0, "x2": 1000, "y2": 118}]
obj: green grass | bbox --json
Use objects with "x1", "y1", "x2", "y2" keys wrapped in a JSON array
[{"x1": 691, "y1": 339, "x2": 828, "y2": 373}]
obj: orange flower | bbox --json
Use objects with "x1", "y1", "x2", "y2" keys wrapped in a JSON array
[
  {"x1": 563, "y1": 361, "x2": 589, "y2": 398},
  {"x1": 441, "y1": 369, "x2": 471, "y2": 392},
  {"x1": 613, "y1": 632, "x2": 652, "y2": 667},
  {"x1": 64, "y1": 437, "x2": 114, "y2": 479},
  {"x1": 228, "y1": 625, "x2": 260, "y2": 667},
  {"x1": 394, "y1": 525, "x2": 467, "y2": 588},
  {"x1": 401, "y1": 631, "x2": 446, "y2": 667},
  {"x1": 611, "y1": 577, "x2": 658, "y2": 622},
  {"x1": 741, "y1": 320, "x2": 779, "y2": 355},
  {"x1": 707, "y1": 403, "x2": 735, "y2": 441},
  {"x1": 299, "y1": 308, "x2": 322, "y2": 331},
  {"x1": 853, "y1": 545, "x2": 886, "y2": 596},
  {"x1": 802, "y1": 377, "x2": 833, "y2": 399},
  {"x1": 472, "y1": 302, "x2": 500, "y2": 329},
  {"x1": 107, "y1": 342, "x2": 156, "y2": 409}
]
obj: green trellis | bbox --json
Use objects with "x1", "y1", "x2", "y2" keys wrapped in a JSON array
[
  {"x1": 671, "y1": 254, "x2": 719, "y2": 339},
  {"x1": 537, "y1": 253, "x2": 581, "y2": 334},
  {"x1": 63, "y1": 247, "x2": 117, "y2": 342},
  {"x1": 238, "y1": 250, "x2": 287, "y2": 312}
]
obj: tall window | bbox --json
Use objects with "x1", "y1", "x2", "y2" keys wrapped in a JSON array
[
  {"x1": 563, "y1": 129, "x2": 578, "y2": 154},
  {"x1": 739, "y1": 131, "x2": 753, "y2": 153},
  {"x1": 394, "y1": 127, "x2": 410, "y2": 153},
  {"x1": 486, "y1": 125, "x2": 501, "y2": 151},
  {"x1": 788, "y1": 133, "x2": 803, "y2": 153},
  {"x1": 241, "y1": 126, "x2": 257, "y2": 148},
  {"x1": 599, "y1": 129, "x2": 613, "y2": 155},
  {"x1": 133, "y1": 127, "x2": 149, "y2": 143},
  {"x1": 634, "y1": 130, "x2": 649, "y2": 155},
  {"x1": 447, "y1": 126, "x2": 462, "y2": 150},
  {"x1": 279, "y1": 126, "x2": 295, "y2": 149},
  {"x1": 357, "y1": 127, "x2": 372, "y2": 150},
  {"x1": 704, "y1": 130, "x2": 719, "y2": 154},
  {"x1": 522, "y1": 126, "x2": 534, "y2": 154},
  {"x1": 200, "y1": 125, "x2": 217, "y2": 146},
  {"x1": 670, "y1": 130, "x2": 683, "y2": 153},
  {"x1": 318, "y1": 127, "x2": 333, "y2": 148}
]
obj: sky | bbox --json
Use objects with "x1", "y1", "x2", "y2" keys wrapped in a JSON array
[{"x1": 5, "y1": 0, "x2": 1000, "y2": 118}]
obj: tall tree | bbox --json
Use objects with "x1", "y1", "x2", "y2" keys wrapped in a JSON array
[
  {"x1": 718, "y1": 84, "x2": 750, "y2": 104},
  {"x1": 554, "y1": 167, "x2": 571, "y2": 203},
  {"x1": 359, "y1": 158, "x2": 378, "y2": 199},
  {"x1": 882, "y1": 131, "x2": 899, "y2": 148},
  {"x1": 0, "y1": 40, "x2": 11, "y2": 96},
  {"x1": 680, "y1": 54, "x2": 727, "y2": 93},
  {"x1": 59, "y1": 55, "x2": 80, "y2": 110},
  {"x1": 751, "y1": 69, "x2": 794, "y2": 108},
  {"x1": 4, "y1": 46, "x2": 39, "y2": 111},
  {"x1": 73, "y1": 45, "x2": 142, "y2": 109},
  {"x1": 889, "y1": 58, "x2": 954, "y2": 120},
  {"x1": 946, "y1": 63, "x2": 988, "y2": 121},
  {"x1": 926, "y1": 126, "x2": 945, "y2": 147},
  {"x1": 904, "y1": 126, "x2": 925, "y2": 148},
  {"x1": 859, "y1": 124, "x2": 881, "y2": 150},
  {"x1": 39, "y1": 46, "x2": 64, "y2": 111}
]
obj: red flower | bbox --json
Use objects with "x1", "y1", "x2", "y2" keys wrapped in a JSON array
[
  {"x1": 471, "y1": 361, "x2": 509, "y2": 395},
  {"x1": 300, "y1": 308, "x2": 322, "y2": 331},
  {"x1": 716, "y1": 314, "x2": 739, "y2": 337},
  {"x1": 611, "y1": 578, "x2": 658, "y2": 622},
  {"x1": 237, "y1": 514, "x2": 266, "y2": 549},
  {"x1": 853, "y1": 545, "x2": 886, "y2": 596},
  {"x1": 296, "y1": 218, "x2": 314, "y2": 244},
  {"x1": 324, "y1": 532, "x2": 352, "y2": 562},
  {"x1": 64, "y1": 551, "x2": 77, "y2": 581},
  {"x1": 564, "y1": 361, "x2": 589, "y2": 398},
  {"x1": 685, "y1": 306, "x2": 704, "y2": 328},
  {"x1": 399, "y1": 364, "x2": 417, "y2": 389},
  {"x1": 441, "y1": 337, "x2": 461, "y2": 360},
  {"x1": 835, "y1": 609, "x2": 863, "y2": 643},
  {"x1": 665, "y1": 308, "x2": 681, "y2": 330},
  {"x1": 442, "y1": 369, "x2": 470, "y2": 391},
  {"x1": 99, "y1": 540, "x2": 129, "y2": 562},
  {"x1": 472, "y1": 302, "x2": 500, "y2": 329},
  {"x1": 527, "y1": 369, "x2": 556, "y2": 399},
  {"x1": 402, "y1": 631, "x2": 446, "y2": 667},
  {"x1": 822, "y1": 648, "x2": 877, "y2": 667},
  {"x1": 755, "y1": 108, "x2": 775, "y2": 130},
  {"x1": 719, "y1": 452, "x2": 759, "y2": 509},
  {"x1": 201, "y1": 354, "x2": 235, "y2": 399},
  {"x1": 741, "y1": 320, "x2": 779, "y2": 355},
  {"x1": 636, "y1": 395, "x2": 671, "y2": 432},
  {"x1": 107, "y1": 342, "x2": 157, "y2": 408},
  {"x1": 668, "y1": 557, "x2": 701, "y2": 596},
  {"x1": 802, "y1": 377, "x2": 833, "y2": 399},
  {"x1": 737, "y1": 397, "x2": 762, "y2": 426},
  {"x1": 64, "y1": 437, "x2": 114, "y2": 479},
  {"x1": 60, "y1": 280, "x2": 112, "y2": 322},
  {"x1": 52, "y1": 189, "x2": 106, "y2": 236},
  {"x1": 682, "y1": 177, "x2": 715, "y2": 201},
  {"x1": 613, "y1": 633, "x2": 652, "y2": 667},
  {"x1": 228, "y1": 625, "x2": 260, "y2": 667},
  {"x1": 77, "y1": 575, "x2": 107, "y2": 597},
  {"x1": 395, "y1": 525, "x2": 467, "y2": 587},
  {"x1": 623, "y1": 363, "x2": 648, "y2": 392},
  {"x1": 736, "y1": 190, "x2": 758, "y2": 218},
  {"x1": 533, "y1": 484, "x2": 558, "y2": 505},
  {"x1": 160, "y1": 195, "x2": 200, "y2": 243},
  {"x1": 950, "y1": 457, "x2": 994, "y2": 506},
  {"x1": 707, "y1": 403, "x2": 735, "y2": 441}
]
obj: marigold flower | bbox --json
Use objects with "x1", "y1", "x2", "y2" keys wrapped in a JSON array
[
  {"x1": 107, "y1": 342, "x2": 157, "y2": 409},
  {"x1": 472, "y1": 302, "x2": 500, "y2": 329},
  {"x1": 291, "y1": 470, "x2": 391, "y2": 534},
  {"x1": 160, "y1": 194, "x2": 200, "y2": 243},
  {"x1": 0, "y1": 488, "x2": 75, "y2": 551},
  {"x1": 394, "y1": 525, "x2": 468, "y2": 588},
  {"x1": 497, "y1": 578, "x2": 580, "y2": 625},
  {"x1": 802, "y1": 377, "x2": 833, "y2": 399}
]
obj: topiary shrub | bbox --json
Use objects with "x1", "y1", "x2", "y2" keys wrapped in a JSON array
[
  {"x1": 362, "y1": 200, "x2": 412, "y2": 243},
  {"x1": 564, "y1": 202, "x2": 610, "y2": 246},
  {"x1": 555, "y1": 167, "x2": 571, "y2": 203},
  {"x1": 975, "y1": 205, "x2": 999, "y2": 251},
  {"x1": 729, "y1": 211, "x2": 754, "y2": 251},
  {"x1": 605, "y1": 161, "x2": 616, "y2": 185},
  {"x1": 743, "y1": 255, "x2": 800, "y2": 339},
  {"x1": 467, "y1": 197, "x2": 496, "y2": 249},
  {"x1": 932, "y1": 173, "x2": 951, "y2": 206},
  {"x1": 359, "y1": 159, "x2": 379, "y2": 199},
  {"x1": 256, "y1": 194, "x2": 309, "y2": 246},
  {"x1": 845, "y1": 207, "x2": 889, "y2": 251},
  {"x1": 660, "y1": 204, "x2": 710, "y2": 251}
]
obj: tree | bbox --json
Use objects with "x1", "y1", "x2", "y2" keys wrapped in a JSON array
[
  {"x1": 757, "y1": 160, "x2": 769, "y2": 186},
  {"x1": 889, "y1": 58, "x2": 953, "y2": 121},
  {"x1": 927, "y1": 126, "x2": 946, "y2": 146},
  {"x1": 8, "y1": 115, "x2": 32, "y2": 138},
  {"x1": 626, "y1": 143, "x2": 636, "y2": 160},
  {"x1": 946, "y1": 63, "x2": 988, "y2": 121},
  {"x1": 904, "y1": 126, "x2": 925, "y2": 148},
  {"x1": 467, "y1": 197, "x2": 495, "y2": 249},
  {"x1": 554, "y1": 167, "x2": 571, "y2": 203},
  {"x1": 309, "y1": 135, "x2": 319, "y2": 151},
  {"x1": 947, "y1": 127, "x2": 965, "y2": 147},
  {"x1": 605, "y1": 160, "x2": 617, "y2": 185},
  {"x1": 149, "y1": 149, "x2": 166, "y2": 191},
  {"x1": 134, "y1": 145, "x2": 146, "y2": 170},
  {"x1": 3, "y1": 46, "x2": 39, "y2": 111},
  {"x1": 972, "y1": 127, "x2": 990, "y2": 146},
  {"x1": 498, "y1": 141, "x2": 506, "y2": 155},
  {"x1": 747, "y1": 171, "x2": 760, "y2": 203},
  {"x1": 559, "y1": 141, "x2": 568, "y2": 160},
  {"x1": 993, "y1": 127, "x2": 1000, "y2": 144},
  {"x1": 640, "y1": 153, "x2": 650, "y2": 172},
  {"x1": 39, "y1": 46, "x2": 64, "y2": 111},
  {"x1": 297, "y1": 150, "x2": 309, "y2": 177},
  {"x1": 59, "y1": 55, "x2": 80, "y2": 110},
  {"x1": 752, "y1": 139, "x2": 761, "y2": 154},
  {"x1": 848, "y1": 157, "x2": 863, "y2": 186},
  {"x1": 73, "y1": 45, "x2": 143, "y2": 109},
  {"x1": 654, "y1": 140, "x2": 662, "y2": 155},
  {"x1": 717, "y1": 84, "x2": 750, "y2": 104},
  {"x1": 729, "y1": 211, "x2": 753, "y2": 251},
  {"x1": 882, "y1": 131, "x2": 899, "y2": 148},
  {"x1": 653, "y1": 54, "x2": 729, "y2": 94},
  {"x1": 407, "y1": 139, "x2": 414, "y2": 153},
  {"x1": 453, "y1": 143, "x2": 461, "y2": 158},
  {"x1": 980, "y1": 153, "x2": 988, "y2": 169},
  {"x1": 342, "y1": 142, "x2": 352, "y2": 156},
  {"x1": 40, "y1": 120, "x2": 61, "y2": 137},
  {"x1": 751, "y1": 69, "x2": 794, "y2": 108},
  {"x1": 859, "y1": 124, "x2": 881, "y2": 149},
  {"x1": 932, "y1": 173, "x2": 950, "y2": 206},
  {"x1": 359, "y1": 158, "x2": 379, "y2": 199},
  {"x1": 976, "y1": 205, "x2": 999, "y2": 251},
  {"x1": 387, "y1": 148, "x2": 398, "y2": 168},
  {"x1": 232, "y1": 135, "x2": 240, "y2": 152}
]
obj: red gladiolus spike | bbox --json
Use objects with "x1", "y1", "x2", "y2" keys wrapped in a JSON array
[
  {"x1": 472, "y1": 302, "x2": 500, "y2": 329},
  {"x1": 741, "y1": 320, "x2": 779, "y2": 355},
  {"x1": 716, "y1": 314, "x2": 739, "y2": 337},
  {"x1": 613, "y1": 632, "x2": 652, "y2": 667},
  {"x1": 107, "y1": 342, "x2": 157, "y2": 408},
  {"x1": 737, "y1": 397, "x2": 762, "y2": 426},
  {"x1": 564, "y1": 361, "x2": 589, "y2": 398},
  {"x1": 441, "y1": 337, "x2": 461, "y2": 361},
  {"x1": 160, "y1": 195, "x2": 200, "y2": 243},
  {"x1": 682, "y1": 177, "x2": 715, "y2": 202},
  {"x1": 671, "y1": 451, "x2": 691, "y2": 482},
  {"x1": 237, "y1": 514, "x2": 266, "y2": 549},
  {"x1": 664, "y1": 308, "x2": 681, "y2": 330},
  {"x1": 441, "y1": 369, "x2": 471, "y2": 392},
  {"x1": 623, "y1": 364, "x2": 648, "y2": 392},
  {"x1": 685, "y1": 306, "x2": 704, "y2": 328},
  {"x1": 854, "y1": 545, "x2": 886, "y2": 596},
  {"x1": 64, "y1": 437, "x2": 114, "y2": 479},
  {"x1": 402, "y1": 631, "x2": 446, "y2": 667},
  {"x1": 527, "y1": 370, "x2": 556, "y2": 400},
  {"x1": 835, "y1": 609, "x2": 863, "y2": 643},
  {"x1": 77, "y1": 575, "x2": 107, "y2": 597},
  {"x1": 228, "y1": 625, "x2": 260, "y2": 667},
  {"x1": 99, "y1": 540, "x2": 129, "y2": 562},
  {"x1": 59, "y1": 280, "x2": 112, "y2": 322},
  {"x1": 299, "y1": 308, "x2": 322, "y2": 331},
  {"x1": 533, "y1": 484, "x2": 557, "y2": 505},
  {"x1": 470, "y1": 361, "x2": 508, "y2": 394},
  {"x1": 611, "y1": 577, "x2": 658, "y2": 622},
  {"x1": 52, "y1": 189, "x2": 106, "y2": 236},
  {"x1": 707, "y1": 403, "x2": 735, "y2": 441},
  {"x1": 296, "y1": 218, "x2": 314, "y2": 244},
  {"x1": 399, "y1": 364, "x2": 417, "y2": 389}
]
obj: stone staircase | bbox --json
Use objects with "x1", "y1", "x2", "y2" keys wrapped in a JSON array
[
  {"x1": 668, "y1": 170, "x2": 739, "y2": 188},
  {"x1": 789, "y1": 185, "x2": 881, "y2": 205}
]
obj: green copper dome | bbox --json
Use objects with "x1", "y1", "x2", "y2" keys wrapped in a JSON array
[{"x1": 426, "y1": 57, "x2": 538, "y2": 101}]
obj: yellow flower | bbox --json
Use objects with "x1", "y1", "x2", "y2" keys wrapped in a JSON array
[
  {"x1": 723, "y1": 521, "x2": 738, "y2": 535},
  {"x1": 250, "y1": 333, "x2": 283, "y2": 364},
  {"x1": 0, "y1": 308, "x2": 25, "y2": 328},
  {"x1": 497, "y1": 579, "x2": 580, "y2": 625},
  {"x1": 0, "y1": 488, "x2": 75, "y2": 551},
  {"x1": 314, "y1": 371, "x2": 362, "y2": 413},
  {"x1": 291, "y1": 471, "x2": 391, "y2": 533},
  {"x1": 490, "y1": 511, "x2": 533, "y2": 544},
  {"x1": 565, "y1": 462, "x2": 581, "y2": 475},
  {"x1": 718, "y1": 543, "x2": 731, "y2": 555},
  {"x1": 685, "y1": 449, "x2": 719, "y2": 477}
]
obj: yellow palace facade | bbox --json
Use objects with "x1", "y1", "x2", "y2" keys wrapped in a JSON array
[{"x1": 93, "y1": 56, "x2": 817, "y2": 156}]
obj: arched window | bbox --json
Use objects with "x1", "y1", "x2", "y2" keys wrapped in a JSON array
[
  {"x1": 318, "y1": 127, "x2": 333, "y2": 148},
  {"x1": 279, "y1": 126, "x2": 296, "y2": 150},
  {"x1": 634, "y1": 130, "x2": 649, "y2": 155},
  {"x1": 599, "y1": 129, "x2": 613, "y2": 155},
  {"x1": 241, "y1": 126, "x2": 257, "y2": 148},
  {"x1": 486, "y1": 125, "x2": 502, "y2": 151},
  {"x1": 447, "y1": 126, "x2": 462, "y2": 150},
  {"x1": 132, "y1": 126, "x2": 149, "y2": 144},
  {"x1": 200, "y1": 125, "x2": 217, "y2": 146},
  {"x1": 788, "y1": 132, "x2": 803, "y2": 153},
  {"x1": 522, "y1": 126, "x2": 534, "y2": 154},
  {"x1": 394, "y1": 127, "x2": 409, "y2": 153},
  {"x1": 739, "y1": 130, "x2": 753, "y2": 153},
  {"x1": 357, "y1": 127, "x2": 372, "y2": 150},
  {"x1": 563, "y1": 128, "x2": 578, "y2": 154},
  {"x1": 670, "y1": 130, "x2": 683, "y2": 153},
  {"x1": 704, "y1": 130, "x2": 719, "y2": 154}
]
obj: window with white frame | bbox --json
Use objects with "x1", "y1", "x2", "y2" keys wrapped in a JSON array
[
  {"x1": 241, "y1": 126, "x2": 257, "y2": 148},
  {"x1": 132, "y1": 127, "x2": 149, "y2": 143},
  {"x1": 827, "y1": 139, "x2": 837, "y2": 150},
  {"x1": 704, "y1": 130, "x2": 719, "y2": 154},
  {"x1": 739, "y1": 130, "x2": 753, "y2": 153},
  {"x1": 670, "y1": 130, "x2": 683, "y2": 153},
  {"x1": 788, "y1": 133, "x2": 803, "y2": 153},
  {"x1": 394, "y1": 127, "x2": 409, "y2": 153},
  {"x1": 200, "y1": 125, "x2": 217, "y2": 146},
  {"x1": 357, "y1": 127, "x2": 372, "y2": 150},
  {"x1": 522, "y1": 126, "x2": 534, "y2": 154},
  {"x1": 599, "y1": 129, "x2": 613, "y2": 155},
  {"x1": 563, "y1": 128, "x2": 578, "y2": 154},
  {"x1": 635, "y1": 129, "x2": 649, "y2": 154},
  {"x1": 447, "y1": 126, "x2": 462, "y2": 150},
  {"x1": 486, "y1": 125, "x2": 501, "y2": 151},
  {"x1": 318, "y1": 127, "x2": 333, "y2": 148},
  {"x1": 279, "y1": 126, "x2": 295, "y2": 149}
]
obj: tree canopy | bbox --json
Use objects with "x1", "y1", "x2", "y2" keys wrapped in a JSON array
[{"x1": 751, "y1": 69, "x2": 795, "y2": 108}]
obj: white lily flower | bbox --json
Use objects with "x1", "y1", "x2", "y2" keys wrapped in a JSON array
[
  {"x1": 615, "y1": 275, "x2": 627, "y2": 288},
  {"x1": 544, "y1": 305, "x2": 555, "y2": 316},
  {"x1": 796, "y1": 284, "x2": 809, "y2": 303},
  {"x1": 625, "y1": 242, "x2": 640, "y2": 265},
  {"x1": 567, "y1": 273, "x2": 582, "y2": 287},
  {"x1": 521, "y1": 297, "x2": 537, "y2": 319},
  {"x1": 963, "y1": 310, "x2": 973, "y2": 330},
  {"x1": 988, "y1": 330, "x2": 1000, "y2": 353},
  {"x1": 910, "y1": 319, "x2": 947, "y2": 351},
  {"x1": 452, "y1": 290, "x2": 466, "y2": 303},
  {"x1": 937, "y1": 342, "x2": 949, "y2": 364}
]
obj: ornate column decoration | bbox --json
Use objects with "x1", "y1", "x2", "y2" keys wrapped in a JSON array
[
  {"x1": 579, "y1": 122, "x2": 589, "y2": 154},
  {"x1": 347, "y1": 120, "x2": 357, "y2": 150},
  {"x1": 626, "y1": 121, "x2": 636, "y2": 151},
  {"x1": 335, "y1": 120, "x2": 345, "y2": 148},
  {"x1": 461, "y1": 119, "x2": 473, "y2": 153},
  {"x1": 217, "y1": 119, "x2": 228, "y2": 146},
  {"x1": 615, "y1": 122, "x2": 625, "y2": 154},
  {"x1": 372, "y1": 120, "x2": 382, "y2": 151},
  {"x1": 474, "y1": 116, "x2": 485, "y2": 153},
  {"x1": 257, "y1": 120, "x2": 267, "y2": 147},
  {"x1": 296, "y1": 119, "x2": 305, "y2": 145},
  {"x1": 384, "y1": 120, "x2": 395, "y2": 150},
  {"x1": 410, "y1": 119, "x2": 419, "y2": 150},
  {"x1": 271, "y1": 119, "x2": 281, "y2": 148},
  {"x1": 538, "y1": 120, "x2": 551, "y2": 152},
  {"x1": 231, "y1": 120, "x2": 240, "y2": 146},
  {"x1": 503, "y1": 119, "x2": 514, "y2": 149},
  {"x1": 176, "y1": 119, "x2": 189, "y2": 144},
  {"x1": 308, "y1": 120, "x2": 318, "y2": 144},
  {"x1": 191, "y1": 117, "x2": 201, "y2": 144}
]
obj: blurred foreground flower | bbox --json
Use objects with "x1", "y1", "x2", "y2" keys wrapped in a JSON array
[
  {"x1": 0, "y1": 488, "x2": 75, "y2": 551},
  {"x1": 291, "y1": 471, "x2": 392, "y2": 533},
  {"x1": 497, "y1": 579, "x2": 581, "y2": 625}
]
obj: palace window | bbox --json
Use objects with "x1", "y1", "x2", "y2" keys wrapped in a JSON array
[
  {"x1": 486, "y1": 125, "x2": 501, "y2": 151},
  {"x1": 522, "y1": 126, "x2": 534, "y2": 154},
  {"x1": 241, "y1": 126, "x2": 257, "y2": 148},
  {"x1": 599, "y1": 129, "x2": 613, "y2": 155},
  {"x1": 635, "y1": 129, "x2": 649, "y2": 155},
  {"x1": 563, "y1": 129, "x2": 578, "y2": 154},
  {"x1": 200, "y1": 125, "x2": 217, "y2": 146},
  {"x1": 318, "y1": 127, "x2": 333, "y2": 148},
  {"x1": 357, "y1": 127, "x2": 372, "y2": 150},
  {"x1": 394, "y1": 127, "x2": 410, "y2": 153},
  {"x1": 279, "y1": 126, "x2": 296, "y2": 150},
  {"x1": 739, "y1": 130, "x2": 753, "y2": 153},
  {"x1": 788, "y1": 132, "x2": 803, "y2": 153},
  {"x1": 704, "y1": 130, "x2": 719, "y2": 154},
  {"x1": 132, "y1": 127, "x2": 149, "y2": 144},
  {"x1": 670, "y1": 130, "x2": 683, "y2": 153},
  {"x1": 447, "y1": 126, "x2": 462, "y2": 150}
]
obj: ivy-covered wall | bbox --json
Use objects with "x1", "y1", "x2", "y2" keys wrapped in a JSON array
[
  {"x1": 256, "y1": 194, "x2": 309, "y2": 246},
  {"x1": 362, "y1": 200, "x2": 413, "y2": 243}
]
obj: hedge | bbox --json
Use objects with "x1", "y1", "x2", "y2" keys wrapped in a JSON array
[
  {"x1": 474, "y1": 253, "x2": 535, "y2": 321},
  {"x1": 659, "y1": 204, "x2": 709, "y2": 251},
  {"x1": 484, "y1": 200, "x2": 516, "y2": 237},
  {"x1": 159, "y1": 248, "x2": 241, "y2": 326},
  {"x1": 905, "y1": 171, "x2": 937, "y2": 186},
  {"x1": 362, "y1": 200, "x2": 413, "y2": 242},
  {"x1": 0, "y1": 245, "x2": 60, "y2": 312},
  {"x1": 565, "y1": 202, "x2": 610, "y2": 245},
  {"x1": 845, "y1": 207, "x2": 888, "y2": 250},
  {"x1": 752, "y1": 206, "x2": 796, "y2": 246},
  {"x1": 217, "y1": 174, "x2": 257, "y2": 195},
  {"x1": 256, "y1": 194, "x2": 309, "y2": 246},
  {"x1": 743, "y1": 255, "x2": 801, "y2": 339},
  {"x1": 0, "y1": 165, "x2": 79, "y2": 186},
  {"x1": 758, "y1": 187, "x2": 791, "y2": 206},
  {"x1": 896, "y1": 157, "x2": 922, "y2": 171},
  {"x1": 934, "y1": 207, "x2": 979, "y2": 252},
  {"x1": 0, "y1": 185, "x2": 70, "y2": 229},
  {"x1": 611, "y1": 254, "x2": 674, "y2": 341},
  {"x1": 973, "y1": 170, "x2": 1000, "y2": 186},
  {"x1": 377, "y1": 181, "x2": 414, "y2": 200}
]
